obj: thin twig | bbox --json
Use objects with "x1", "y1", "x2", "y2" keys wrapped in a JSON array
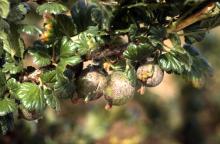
[
  {"x1": 167, "y1": 2, "x2": 216, "y2": 33},
  {"x1": 87, "y1": 43, "x2": 128, "y2": 60}
]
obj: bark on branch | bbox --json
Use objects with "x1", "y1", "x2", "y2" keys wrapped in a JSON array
[{"x1": 167, "y1": 2, "x2": 216, "y2": 33}]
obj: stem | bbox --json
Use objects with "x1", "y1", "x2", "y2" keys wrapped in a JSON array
[
  {"x1": 87, "y1": 43, "x2": 128, "y2": 60},
  {"x1": 167, "y1": 2, "x2": 216, "y2": 33},
  {"x1": 52, "y1": 46, "x2": 56, "y2": 63},
  {"x1": 177, "y1": 28, "x2": 209, "y2": 36},
  {"x1": 52, "y1": 41, "x2": 58, "y2": 64},
  {"x1": 175, "y1": 2, "x2": 203, "y2": 25}
]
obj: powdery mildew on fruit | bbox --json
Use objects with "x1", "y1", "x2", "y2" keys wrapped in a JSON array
[
  {"x1": 77, "y1": 71, "x2": 107, "y2": 101},
  {"x1": 137, "y1": 64, "x2": 164, "y2": 87},
  {"x1": 104, "y1": 72, "x2": 135, "y2": 106}
]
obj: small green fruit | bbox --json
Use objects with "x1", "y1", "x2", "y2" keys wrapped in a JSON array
[
  {"x1": 104, "y1": 72, "x2": 135, "y2": 106},
  {"x1": 77, "y1": 70, "x2": 107, "y2": 102},
  {"x1": 137, "y1": 63, "x2": 164, "y2": 87}
]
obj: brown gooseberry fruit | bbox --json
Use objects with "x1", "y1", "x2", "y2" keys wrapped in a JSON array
[
  {"x1": 76, "y1": 69, "x2": 107, "y2": 102},
  {"x1": 137, "y1": 63, "x2": 164, "y2": 87},
  {"x1": 104, "y1": 72, "x2": 135, "y2": 107}
]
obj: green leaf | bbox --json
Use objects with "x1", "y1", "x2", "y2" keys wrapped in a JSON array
[
  {"x1": 169, "y1": 33, "x2": 181, "y2": 47},
  {"x1": 183, "y1": 44, "x2": 213, "y2": 88},
  {"x1": 184, "y1": 25, "x2": 206, "y2": 44},
  {"x1": 16, "y1": 83, "x2": 46, "y2": 111},
  {"x1": 28, "y1": 41, "x2": 51, "y2": 67},
  {"x1": 60, "y1": 36, "x2": 79, "y2": 58},
  {"x1": 7, "y1": 78, "x2": 20, "y2": 98},
  {"x1": 125, "y1": 61, "x2": 137, "y2": 86},
  {"x1": 29, "y1": 49, "x2": 51, "y2": 67},
  {"x1": 183, "y1": 13, "x2": 220, "y2": 44},
  {"x1": 0, "y1": 0, "x2": 10, "y2": 18},
  {"x1": 40, "y1": 70, "x2": 57, "y2": 87},
  {"x1": 3, "y1": 62, "x2": 23, "y2": 74},
  {"x1": 123, "y1": 43, "x2": 154, "y2": 61},
  {"x1": 54, "y1": 74, "x2": 75, "y2": 99},
  {"x1": 20, "y1": 25, "x2": 42, "y2": 36},
  {"x1": 158, "y1": 50, "x2": 192, "y2": 74},
  {"x1": 17, "y1": 3, "x2": 29, "y2": 14},
  {"x1": 0, "y1": 18, "x2": 10, "y2": 32},
  {"x1": 0, "y1": 25, "x2": 24, "y2": 58},
  {"x1": 71, "y1": 0, "x2": 102, "y2": 32},
  {"x1": 183, "y1": 44, "x2": 200, "y2": 56},
  {"x1": 69, "y1": 28, "x2": 102, "y2": 56},
  {"x1": 56, "y1": 14, "x2": 76, "y2": 37},
  {"x1": 44, "y1": 88, "x2": 60, "y2": 111},
  {"x1": 36, "y1": 2, "x2": 68, "y2": 15},
  {"x1": 0, "y1": 31, "x2": 16, "y2": 57},
  {"x1": 61, "y1": 55, "x2": 82, "y2": 65},
  {"x1": 183, "y1": 56, "x2": 212, "y2": 88},
  {"x1": 148, "y1": 26, "x2": 167, "y2": 41},
  {"x1": 57, "y1": 56, "x2": 81, "y2": 73},
  {"x1": 0, "y1": 98, "x2": 17, "y2": 116},
  {"x1": 9, "y1": 24, "x2": 25, "y2": 58}
]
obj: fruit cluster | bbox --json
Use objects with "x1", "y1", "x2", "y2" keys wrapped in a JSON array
[
  {"x1": 0, "y1": 0, "x2": 218, "y2": 133},
  {"x1": 74, "y1": 61, "x2": 164, "y2": 109}
]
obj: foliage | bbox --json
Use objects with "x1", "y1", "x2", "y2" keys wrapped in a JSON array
[{"x1": 0, "y1": 0, "x2": 219, "y2": 134}]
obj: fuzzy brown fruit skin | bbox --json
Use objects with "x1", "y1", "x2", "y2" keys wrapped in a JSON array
[
  {"x1": 137, "y1": 63, "x2": 164, "y2": 87},
  {"x1": 76, "y1": 70, "x2": 107, "y2": 102},
  {"x1": 18, "y1": 108, "x2": 42, "y2": 121},
  {"x1": 104, "y1": 72, "x2": 135, "y2": 106}
]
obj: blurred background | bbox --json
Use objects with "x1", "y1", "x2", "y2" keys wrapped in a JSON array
[{"x1": 1, "y1": 2, "x2": 220, "y2": 144}]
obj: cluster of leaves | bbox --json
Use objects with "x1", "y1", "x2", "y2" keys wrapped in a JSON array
[{"x1": 0, "y1": 0, "x2": 219, "y2": 134}]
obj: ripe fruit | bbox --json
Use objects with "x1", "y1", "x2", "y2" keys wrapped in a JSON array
[
  {"x1": 18, "y1": 107, "x2": 42, "y2": 121},
  {"x1": 137, "y1": 63, "x2": 164, "y2": 87},
  {"x1": 76, "y1": 69, "x2": 107, "y2": 102},
  {"x1": 104, "y1": 72, "x2": 135, "y2": 107}
]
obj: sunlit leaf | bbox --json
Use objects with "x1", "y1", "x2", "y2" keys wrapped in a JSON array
[
  {"x1": 40, "y1": 70, "x2": 57, "y2": 87},
  {"x1": 0, "y1": 25, "x2": 24, "y2": 58},
  {"x1": 7, "y1": 78, "x2": 20, "y2": 98},
  {"x1": 0, "y1": 0, "x2": 10, "y2": 18},
  {"x1": 44, "y1": 88, "x2": 60, "y2": 111},
  {"x1": 123, "y1": 43, "x2": 154, "y2": 61},
  {"x1": 125, "y1": 61, "x2": 137, "y2": 86},
  {"x1": 169, "y1": 33, "x2": 181, "y2": 47},
  {"x1": 3, "y1": 62, "x2": 23, "y2": 74},
  {"x1": 36, "y1": 2, "x2": 68, "y2": 15},
  {"x1": 16, "y1": 83, "x2": 46, "y2": 111},
  {"x1": 158, "y1": 50, "x2": 192, "y2": 74},
  {"x1": 0, "y1": 99, "x2": 17, "y2": 116},
  {"x1": 0, "y1": 31, "x2": 16, "y2": 57},
  {"x1": 57, "y1": 56, "x2": 82, "y2": 73},
  {"x1": 29, "y1": 48, "x2": 51, "y2": 67},
  {"x1": 20, "y1": 25, "x2": 42, "y2": 36},
  {"x1": 60, "y1": 36, "x2": 79, "y2": 58}
]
